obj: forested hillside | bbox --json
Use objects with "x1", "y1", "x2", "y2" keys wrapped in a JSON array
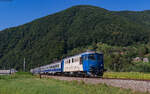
[
  {"x1": 0, "y1": 5, "x2": 150, "y2": 71},
  {"x1": 113, "y1": 10, "x2": 150, "y2": 27}
]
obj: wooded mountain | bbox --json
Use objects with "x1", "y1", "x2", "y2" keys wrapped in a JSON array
[{"x1": 0, "y1": 5, "x2": 150, "y2": 70}]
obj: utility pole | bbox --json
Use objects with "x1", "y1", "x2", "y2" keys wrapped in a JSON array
[
  {"x1": 38, "y1": 64, "x2": 41, "y2": 79},
  {"x1": 23, "y1": 58, "x2": 26, "y2": 72}
]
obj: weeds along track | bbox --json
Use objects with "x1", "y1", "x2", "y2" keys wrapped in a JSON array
[{"x1": 41, "y1": 75, "x2": 150, "y2": 93}]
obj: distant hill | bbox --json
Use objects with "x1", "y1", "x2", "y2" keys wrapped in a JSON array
[{"x1": 0, "y1": 5, "x2": 150, "y2": 70}]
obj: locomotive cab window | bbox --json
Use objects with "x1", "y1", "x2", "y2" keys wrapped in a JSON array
[
  {"x1": 98, "y1": 54, "x2": 103, "y2": 60},
  {"x1": 88, "y1": 54, "x2": 96, "y2": 60}
]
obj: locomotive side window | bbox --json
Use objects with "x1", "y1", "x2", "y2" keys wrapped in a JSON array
[
  {"x1": 83, "y1": 56, "x2": 86, "y2": 60},
  {"x1": 74, "y1": 57, "x2": 79, "y2": 62},
  {"x1": 69, "y1": 59, "x2": 70, "y2": 63},
  {"x1": 65, "y1": 60, "x2": 67, "y2": 64},
  {"x1": 83, "y1": 56, "x2": 88, "y2": 60},
  {"x1": 74, "y1": 58, "x2": 77, "y2": 62}
]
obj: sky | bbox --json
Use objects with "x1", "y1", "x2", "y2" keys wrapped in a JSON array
[{"x1": 0, "y1": 0, "x2": 150, "y2": 31}]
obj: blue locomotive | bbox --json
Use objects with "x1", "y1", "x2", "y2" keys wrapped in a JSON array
[{"x1": 30, "y1": 50, "x2": 104, "y2": 77}]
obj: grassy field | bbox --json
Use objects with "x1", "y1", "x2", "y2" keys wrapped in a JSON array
[
  {"x1": 103, "y1": 72, "x2": 150, "y2": 80},
  {"x1": 0, "y1": 72, "x2": 149, "y2": 94}
]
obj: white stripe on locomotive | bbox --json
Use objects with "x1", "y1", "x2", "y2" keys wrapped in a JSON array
[{"x1": 63, "y1": 55, "x2": 83, "y2": 72}]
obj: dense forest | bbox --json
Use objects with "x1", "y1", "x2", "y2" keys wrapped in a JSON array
[{"x1": 0, "y1": 5, "x2": 150, "y2": 71}]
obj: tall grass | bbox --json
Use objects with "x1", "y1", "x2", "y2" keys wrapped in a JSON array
[
  {"x1": 0, "y1": 72, "x2": 34, "y2": 80},
  {"x1": 0, "y1": 72, "x2": 149, "y2": 94},
  {"x1": 103, "y1": 72, "x2": 150, "y2": 80}
]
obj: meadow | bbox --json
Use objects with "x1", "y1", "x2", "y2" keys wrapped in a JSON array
[
  {"x1": 0, "y1": 72, "x2": 149, "y2": 94},
  {"x1": 103, "y1": 72, "x2": 150, "y2": 80}
]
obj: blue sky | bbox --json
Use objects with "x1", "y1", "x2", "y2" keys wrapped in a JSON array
[{"x1": 0, "y1": 0, "x2": 150, "y2": 31}]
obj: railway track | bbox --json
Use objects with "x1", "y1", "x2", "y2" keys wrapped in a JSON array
[{"x1": 41, "y1": 75, "x2": 150, "y2": 93}]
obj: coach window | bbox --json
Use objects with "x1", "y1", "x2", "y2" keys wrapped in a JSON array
[
  {"x1": 69, "y1": 59, "x2": 70, "y2": 63},
  {"x1": 72, "y1": 58, "x2": 74, "y2": 63}
]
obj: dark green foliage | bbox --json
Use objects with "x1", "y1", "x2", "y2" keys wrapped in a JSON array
[
  {"x1": 128, "y1": 62, "x2": 150, "y2": 72},
  {"x1": 0, "y1": 5, "x2": 150, "y2": 71}
]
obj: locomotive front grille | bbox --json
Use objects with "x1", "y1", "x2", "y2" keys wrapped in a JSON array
[{"x1": 89, "y1": 66, "x2": 103, "y2": 76}]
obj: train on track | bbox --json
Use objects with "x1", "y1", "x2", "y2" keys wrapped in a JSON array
[{"x1": 30, "y1": 50, "x2": 104, "y2": 77}]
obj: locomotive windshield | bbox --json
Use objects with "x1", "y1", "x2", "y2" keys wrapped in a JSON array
[
  {"x1": 88, "y1": 54, "x2": 96, "y2": 60},
  {"x1": 97, "y1": 54, "x2": 103, "y2": 60}
]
